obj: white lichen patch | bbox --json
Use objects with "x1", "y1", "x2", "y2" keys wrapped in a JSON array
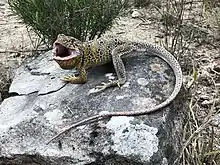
[
  {"x1": 150, "y1": 63, "x2": 162, "y2": 72},
  {"x1": 116, "y1": 95, "x2": 127, "y2": 100},
  {"x1": 106, "y1": 116, "x2": 158, "y2": 162},
  {"x1": 162, "y1": 158, "x2": 168, "y2": 165},
  {"x1": 44, "y1": 109, "x2": 64, "y2": 124},
  {"x1": 121, "y1": 81, "x2": 130, "y2": 88},
  {"x1": 137, "y1": 78, "x2": 149, "y2": 86},
  {"x1": 132, "y1": 97, "x2": 156, "y2": 111},
  {"x1": 105, "y1": 73, "x2": 115, "y2": 80}
]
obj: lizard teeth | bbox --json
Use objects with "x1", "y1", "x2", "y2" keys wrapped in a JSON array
[{"x1": 70, "y1": 50, "x2": 80, "y2": 57}]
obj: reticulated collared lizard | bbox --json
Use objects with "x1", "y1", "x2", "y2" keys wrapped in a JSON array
[{"x1": 48, "y1": 34, "x2": 183, "y2": 144}]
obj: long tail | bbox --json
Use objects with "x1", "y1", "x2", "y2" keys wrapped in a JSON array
[{"x1": 47, "y1": 42, "x2": 182, "y2": 144}]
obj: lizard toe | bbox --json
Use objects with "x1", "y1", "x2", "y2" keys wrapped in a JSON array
[
  {"x1": 116, "y1": 81, "x2": 121, "y2": 87},
  {"x1": 62, "y1": 75, "x2": 76, "y2": 82},
  {"x1": 95, "y1": 84, "x2": 107, "y2": 90}
]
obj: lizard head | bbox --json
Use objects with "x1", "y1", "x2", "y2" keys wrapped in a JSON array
[{"x1": 53, "y1": 34, "x2": 82, "y2": 69}]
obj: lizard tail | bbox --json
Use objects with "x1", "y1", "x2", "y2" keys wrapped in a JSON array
[{"x1": 47, "y1": 43, "x2": 182, "y2": 144}]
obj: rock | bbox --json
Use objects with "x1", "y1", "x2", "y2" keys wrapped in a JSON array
[
  {"x1": 201, "y1": 100, "x2": 213, "y2": 107},
  {"x1": 0, "y1": 49, "x2": 186, "y2": 165},
  {"x1": 212, "y1": 58, "x2": 220, "y2": 73},
  {"x1": 131, "y1": 9, "x2": 142, "y2": 18}
]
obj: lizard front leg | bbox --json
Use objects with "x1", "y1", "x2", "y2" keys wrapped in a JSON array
[{"x1": 63, "y1": 67, "x2": 87, "y2": 84}]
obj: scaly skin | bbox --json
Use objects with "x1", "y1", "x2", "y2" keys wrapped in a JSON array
[{"x1": 48, "y1": 34, "x2": 183, "y2": 144}]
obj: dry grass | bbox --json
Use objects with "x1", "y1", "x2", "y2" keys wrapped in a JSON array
[
  {"x1": 152, "y1": 0, "x2": 220, "y2": 164},
  {"x1": 155, "y1": 0, "x2": 203, "y2": 58},
  {"x1": 176, "y1": 84, "x2": 220, "y2": 164},
  {"x1": 204, "y1": 7, "x2": 220, "y2": 38}
]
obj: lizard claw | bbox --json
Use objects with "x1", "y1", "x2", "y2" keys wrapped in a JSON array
[
  {"x1": 93, "y1": 80, "x2": 113, "y2": 92},
  {"x1": 98, "y1": 80, "x2": 113, "y2": 87},
  {"x1": 89, "y1": 80, "x2": 121, "y2": 94},
  {"x1": 62, "y1": 75, "x2": 76, "y2": 82},
  {"x1": 95, "y1": 83, "x2": 108, "y2": 90},
  {"x1": 116, "y1": 81, "x2": 121, "y2": 88}
]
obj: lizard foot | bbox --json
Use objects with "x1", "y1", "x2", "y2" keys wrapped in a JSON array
[
  {"x1": 93, "y1": 80, "x2": 119, "y2": 93},
  {"x1": 62, "y1": 75, "x2": 86, "y2": 84},
  {"x1": 62, "y1": 75, "x2": 76, "y2": 83}
]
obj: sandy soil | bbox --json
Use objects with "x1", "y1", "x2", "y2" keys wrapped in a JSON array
[{"x1": 0, "y1": 0, "x2": 35, "y2": 67}]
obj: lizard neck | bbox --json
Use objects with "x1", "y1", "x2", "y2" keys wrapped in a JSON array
[{"x1": 73, "y1": 53, "x2": 84, "y2": 70}]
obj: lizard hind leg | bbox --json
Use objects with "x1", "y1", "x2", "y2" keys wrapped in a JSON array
[{"x1": 94, "y1": 46, "x2": 128, "y2": 93}]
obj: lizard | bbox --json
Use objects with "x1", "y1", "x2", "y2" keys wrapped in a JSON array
[{"x1": 48, "y1": 34, "x2": 183, "y2": 144}]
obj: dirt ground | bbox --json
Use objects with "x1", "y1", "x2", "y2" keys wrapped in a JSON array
[
  {"x1": 0, "y1": 0, "x2": 219, "y2": 164},
  {"x1": 0, "y1": 0, "x2": 35, "y2": 65}
]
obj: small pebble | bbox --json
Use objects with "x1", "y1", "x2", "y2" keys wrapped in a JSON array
[
  {"x1": 131, "y1": 10, "x2": 142, "y2": 18},
  {"x1": 137, "y1": 78, "x2": 148, "y2": 86},
  {"x1": 213, "y1": 59, "x2": 220, "y2": 72}
]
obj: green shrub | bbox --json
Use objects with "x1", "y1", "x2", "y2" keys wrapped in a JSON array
[
  {"x1": 8, "y1": 0, "x2": 128, "y2": 46},
  {"x1": 132, "y1": 0, "x2": 161, "y2": 8},
  {"x1": 133, "y1": 0, "x2": 151, "y2": 7}
]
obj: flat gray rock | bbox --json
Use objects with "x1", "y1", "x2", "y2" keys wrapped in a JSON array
[{"x1": 0, "y1": 50, "x2": 186, "y2": 165}]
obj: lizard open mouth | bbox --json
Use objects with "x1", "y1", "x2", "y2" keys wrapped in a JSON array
[
  {"x1": 53, "y1": 44, "x2": 80, "y2": 69},
  {"x1": 53, "y1": 44, "x2": 80, "y2": 60}
]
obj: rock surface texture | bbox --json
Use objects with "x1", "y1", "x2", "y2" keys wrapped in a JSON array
[{"x1": 0, "y1": 50, "x2": 186, "y2": 165}]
